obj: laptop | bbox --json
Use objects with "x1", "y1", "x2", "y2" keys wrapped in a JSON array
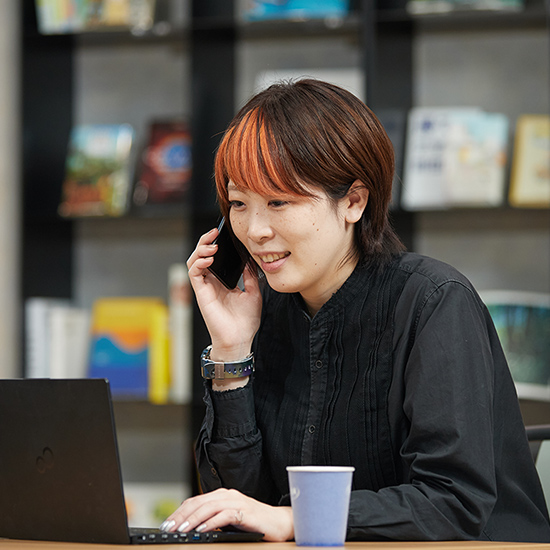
[{"x1": 0, "y1": 378, "x2": 263, "y2": 544}]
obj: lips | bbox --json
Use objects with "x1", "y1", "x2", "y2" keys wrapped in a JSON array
[{"x1": 255, "y1": 251, "x2": 290, "y2": 273}]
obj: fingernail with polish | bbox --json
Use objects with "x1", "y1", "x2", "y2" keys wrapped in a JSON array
[
  {"x1": 195, "y1": 524, "x2": 207, "y2": 533},
  {"x1": 159, "y1": 521, "x2": 169, "y2": 531},
  {"x1": 165, "y1": 520, "x2": 176, "y2": 531},
  {"x1": 177, "y1": 521, "x2": 189, "y2": 533}
]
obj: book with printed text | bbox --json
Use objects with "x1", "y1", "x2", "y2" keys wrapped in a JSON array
[{"x1": 402, "y1": 107, "x2": 509, "y2": 210}]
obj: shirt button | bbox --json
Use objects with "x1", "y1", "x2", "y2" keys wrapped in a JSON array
[
  {"x1": 211, "y1": 467, "x2": 218, "y2": 476},
  {"x1": 308, "y1": 425, "x2": 315, "y2": 434},
  {"x1": 315, "y1": 360, "x2": 323, "y2": 368}
]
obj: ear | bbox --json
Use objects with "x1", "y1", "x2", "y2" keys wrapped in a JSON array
[{"x1": 343, "y1": 180, "x2": 369, "y2": 224}]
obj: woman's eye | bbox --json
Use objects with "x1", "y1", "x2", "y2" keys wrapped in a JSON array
[
  {"x1": 229, "y1": 200, "x2": 245, "y2": 209},
  {"x1": 269, "y1": 200, "x2": 288, "y2": 208}
]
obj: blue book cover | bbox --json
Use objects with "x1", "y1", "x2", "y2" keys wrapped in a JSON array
[{"x1": 242, "y1": 0, "x2": 350, "y2": 21}]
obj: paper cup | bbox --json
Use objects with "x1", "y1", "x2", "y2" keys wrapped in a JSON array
[{"x1": 287, "y1": 466, "x2": 354, "y2": 547}]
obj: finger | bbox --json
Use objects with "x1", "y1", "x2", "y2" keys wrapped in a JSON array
[
  {"x1": 186, "y1": 228, "x2": 219, "y2": 268},
  {"x1": 165, "y1": 491, "x2": 242, "y2": 533},
  {"x1": 180, "y1": 506, "x2": 250, "y2": 535},
  {"x1": 186, "y1": 243, "x2": 218, "y2": 271}
]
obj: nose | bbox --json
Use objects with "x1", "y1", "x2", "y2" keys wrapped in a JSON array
[{"x1": 246, "y1": 211, "x2": 273, "y2": 244}]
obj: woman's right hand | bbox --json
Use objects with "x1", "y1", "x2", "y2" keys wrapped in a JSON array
[{"x1": 186, "y1": 227, "x2": 262, "y2": 364}]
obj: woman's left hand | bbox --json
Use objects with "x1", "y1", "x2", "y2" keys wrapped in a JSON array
[{"x1": 160, "y1": 488, "x2": 294, "y2": 542}]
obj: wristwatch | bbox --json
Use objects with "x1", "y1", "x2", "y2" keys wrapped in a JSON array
[{"x1": 200, "y1": 345, "x2": 255, "y2": 380}]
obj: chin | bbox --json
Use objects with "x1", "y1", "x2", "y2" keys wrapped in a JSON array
[{"x1": 263, "y1": 273, "x2": 300, "y2": 295}]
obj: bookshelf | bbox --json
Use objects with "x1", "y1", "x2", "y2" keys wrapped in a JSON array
[{"x1": 20, "y1": 0, "x2": 549, "y2": 500}]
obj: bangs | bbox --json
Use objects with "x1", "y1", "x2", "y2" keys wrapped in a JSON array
[{"x1": 214, "y1": 108, "x2": 313, "y2": 213}]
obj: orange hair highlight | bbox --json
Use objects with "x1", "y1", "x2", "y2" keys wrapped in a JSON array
[{"x1": 215, "y1": 107, "x2": 312, "y2": 218}]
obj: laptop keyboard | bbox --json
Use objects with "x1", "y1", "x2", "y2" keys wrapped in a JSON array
[
  {"x1": 129, "y1": 527, "x2": 263, "y2": 544},
  {"x1": 130, "y1": 527, "x2": 219, "y2": 544}
]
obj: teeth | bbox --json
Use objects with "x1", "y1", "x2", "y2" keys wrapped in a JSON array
[{"x1": 260, "y1": 253, "x2": 287, "y2": 263}]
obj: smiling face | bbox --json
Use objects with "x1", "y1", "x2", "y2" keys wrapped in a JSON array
[
  {"x1": 214, "y1": 79, "x2": 404, "y2": 279},
  {"x1": 228, "y1": 182, "x2": 363, "y2": 316}
]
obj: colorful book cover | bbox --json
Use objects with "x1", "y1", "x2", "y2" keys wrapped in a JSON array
[
  {"x1": 35, "y1": 0, "x2": 85, "y2": 34},
  {"x1": 509, "y1": 115, "x2": 550, "y2": 208},
  {"x1": 444, "y1": 111, "x2": 509, "y2": 207},
  {"x1": 241, "y1": 0, "x2": 350, "y2": 21},
  {"x1": 85, "y1": 0, "x2": 156, "y2": 31},
  {"x1": 59, "y1": 124, "x2": 134, "y2": 217},
  {"x1": 88, "y1": 297, "x2": 170, "y2": 402},
  {"x1": 482, "y1": 291, "x2": 550, "y2": 401},
  {"x1": 133, "y1": 120, "x2": 192, "y2": 207}
]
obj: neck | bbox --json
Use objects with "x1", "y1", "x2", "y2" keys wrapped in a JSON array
[{"x1": 302, "y1": 257, "x2": 358, "y2": 317}]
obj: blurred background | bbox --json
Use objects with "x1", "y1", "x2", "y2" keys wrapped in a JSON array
[{"x1": 0, "y1": 0, "x2": 548, "y2": 527}]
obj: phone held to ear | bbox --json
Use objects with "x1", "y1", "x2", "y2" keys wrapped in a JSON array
[{"x1": 207, "y1": 217, "x2": 248, "y2": 290}]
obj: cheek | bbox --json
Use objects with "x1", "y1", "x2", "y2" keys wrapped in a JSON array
[{"x1": 229, "y1": 214, "x2": 247, "y2": 243}]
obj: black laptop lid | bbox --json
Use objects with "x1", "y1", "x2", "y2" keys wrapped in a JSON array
[{"x1": 0, "y1": 378, "x2": 130, "y2": 544}]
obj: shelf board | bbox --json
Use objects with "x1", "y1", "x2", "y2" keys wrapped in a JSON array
[
  {"x1": 76, "y1": 25, "x2": 188, "y2": 47},
  {"x1": 237, "y1": 13, "x2": 362, "y2": 39}
]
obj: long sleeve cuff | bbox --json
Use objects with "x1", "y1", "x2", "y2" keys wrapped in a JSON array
[{"x1": 210, "y1": 378, "x2": 257, "y2": 438}]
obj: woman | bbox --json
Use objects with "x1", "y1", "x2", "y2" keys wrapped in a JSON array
[{"x1": 161, "y1": 79, "x2": 550, "y2": 542}]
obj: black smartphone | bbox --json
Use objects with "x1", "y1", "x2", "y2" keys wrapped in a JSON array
[{"x1": 207, "y1": 217, "x2": 248, "y2": 289}]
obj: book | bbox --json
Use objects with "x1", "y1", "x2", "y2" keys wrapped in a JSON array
[
  {"x1": 406, "y1": 0, "x2": 523, "y2": 15},
  {"x1": 86, "y1": 0, "x2": 156, "y2": 32},
  {"x1": 87, "y1": 297, "x2": 171, "y2": 403},
  {"x1": 482, "y1": 291, "x2": 550, "y2": 401},
  {"x1": 509, "y1": 115, "x2": 550, "y2": 208},
  {"x1": 48, "y1": 305, "x2": 91, "y2": 379},
  {"x1": 132, "y1": 120, "x2": 192, "y2": 208},
  {"x1": 35, "y1": 0, "x2": 87, "y2": 34},
  {"x1": 25, "y1": 298, "x2": 70, "y2": 378},
  {"x1": 168, "y1": 264, "x2": 192, "y2": 404},
  {"x1": 401, "y1": 108, "x2": 509, "y2": 210},
  {"x1": 59, "y1": 124, "x2": 134, "y2": 218},
  {"x1": 443, "y1": 111, "x2": 508, "y2": 207},
  {"x1": 35, "y1": 0, "x2": 156, "y2": 34},
  {"x1": 402, "y1": 108, "x2": 478, "y2": 210},
  {"x1": 25, "y1": 298, "x2": 90, "y2": 379},
  {"x1": 241, "y1": 0, "x2": 350, "y2": 21}
]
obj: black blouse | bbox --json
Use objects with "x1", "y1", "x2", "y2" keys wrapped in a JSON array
[{"x1": 195, "y1": 252, "x2": 550, "y2": 542}]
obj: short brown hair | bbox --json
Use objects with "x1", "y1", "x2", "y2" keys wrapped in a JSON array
[{"x1": 214, "y1": 79, "x2": 404, "y2": 265}]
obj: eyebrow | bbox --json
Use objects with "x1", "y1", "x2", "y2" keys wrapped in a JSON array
[{"x1": 227, "y1": 182, "x2": 248, "y2": 193}]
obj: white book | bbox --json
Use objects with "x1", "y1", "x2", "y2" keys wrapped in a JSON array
[
  {"x1": 401, "y1": 107, "x2": 481, "y2": 210},
  {"x1": 25, "y1": 298, "x2": 70, "y2": 379},
  {"x1": 48, "y1": 306, "x2": 91, "y2": 379},
  {"x1": 168, "y1": 264, "x2": 192, "y2": 404}
]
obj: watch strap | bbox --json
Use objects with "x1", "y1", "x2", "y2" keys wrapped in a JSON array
[{"x1": 201, "y1": 345, "x2": 254, "y2": 380}]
